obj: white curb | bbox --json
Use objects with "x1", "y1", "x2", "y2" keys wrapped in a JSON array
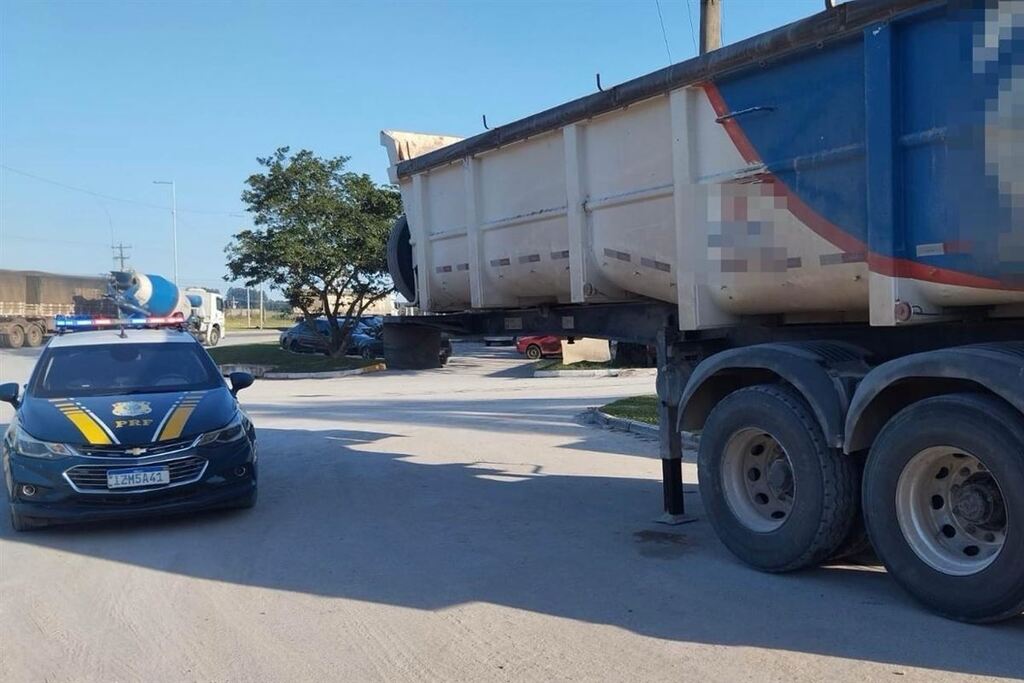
[
  {"x1": 585, "y1": 407, "x2": 700, "y2": 449},
  {"x1": 533, "y1": 367, "x2": 658, "y2": 378},
  {"x1": 219, "y1": 362, "x2": 386, "y2": 380}
]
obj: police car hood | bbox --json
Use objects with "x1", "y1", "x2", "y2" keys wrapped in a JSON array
[{"x1": 20, "y1": 388, "x2": 236, "y2": 446}]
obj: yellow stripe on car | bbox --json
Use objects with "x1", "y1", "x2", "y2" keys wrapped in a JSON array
[
  {"x1": 63, "y1": 410, "x2": 113, "y2": 445},
  {"x1": 158, "y1": 405, "x2": 196, "y2": 441}
]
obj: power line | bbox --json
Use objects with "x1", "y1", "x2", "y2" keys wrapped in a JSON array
[
  {"x1": 0, "y1": 164, "x2": 244, "y2": 216},
  {"x1": 684, "y1": 0, "x2": 698, "y2": 55},
  {"x1": 4, "y1": 235, "x2": 110, "y2": 248},
  {"x1": 4, "y1": 233, "x2": 165, "y2": 250},
  {"x1": 654, "y1": 0, "x2": 673, "y2": 64}
]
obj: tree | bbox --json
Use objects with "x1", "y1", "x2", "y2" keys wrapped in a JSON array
[{"x1": 226, "y1": 148, "x2": 401, "y2": 355}]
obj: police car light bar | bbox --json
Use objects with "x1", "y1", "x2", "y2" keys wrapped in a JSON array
[{"x1": 54, "y1": 311, "x2": 186, "y2": 331}]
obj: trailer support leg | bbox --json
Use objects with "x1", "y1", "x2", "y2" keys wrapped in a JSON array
[{"x1": 655, "y1": 329, "x2": 696, "y2": 526}]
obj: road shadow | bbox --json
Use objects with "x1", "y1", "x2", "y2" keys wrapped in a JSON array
[
  {"x1": 3, "y1": 425, "x2": 1022, "y2": 678},
  {"x1": 484, "y1": 362, "x2": 539, "y2": 379},
  {"x1": 243, "y1": 396, "x2": 661, "y2": 459}
]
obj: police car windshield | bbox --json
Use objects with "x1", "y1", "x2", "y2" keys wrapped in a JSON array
[{"x1": 31, "y1": 343, "x2": 223, "y2": 398}]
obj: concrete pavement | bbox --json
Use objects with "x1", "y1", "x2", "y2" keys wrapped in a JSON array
[{"x1": 0, "y1": 343, "x2": 1022, "y2": 682}]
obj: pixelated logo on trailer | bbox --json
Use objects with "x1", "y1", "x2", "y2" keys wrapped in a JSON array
[{"x1": 976, "y1": 1, "x2": 1024, "y2": 214}]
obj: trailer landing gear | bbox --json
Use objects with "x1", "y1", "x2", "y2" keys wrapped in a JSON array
[{"x1": 656, "y1": 332, "x2": 696, "y2": 526}]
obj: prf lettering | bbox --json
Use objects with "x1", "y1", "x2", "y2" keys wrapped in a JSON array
[{"x1": 114, "y1": 419, "x2": 154, "y2": 429}]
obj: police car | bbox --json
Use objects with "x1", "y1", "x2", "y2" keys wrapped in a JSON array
[{"x1": 1, "y1": 314, "x2": 257, "y2": 531}]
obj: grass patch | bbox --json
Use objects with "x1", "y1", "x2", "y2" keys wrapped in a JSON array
[
  {"x1": 601, "y1": 395, "x2": 659, "y2": 425},
  {"x1": 224, "y1": 313, "x2": 296, "y2": 331},
  {"x1": 539, "y1": 359, "x2": 614, "y2": 371},
  {"x1": 208, "y1": 342, "x2": 376, "y2": 373}
]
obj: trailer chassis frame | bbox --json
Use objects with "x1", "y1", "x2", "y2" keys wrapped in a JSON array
[{"x1": 384, "y1": 303, "x2": 1024, "y2": 520}]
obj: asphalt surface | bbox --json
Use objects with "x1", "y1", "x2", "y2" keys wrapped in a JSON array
[{"x1": 0, "y1": 340, "x2": 1022, "y2": 682}]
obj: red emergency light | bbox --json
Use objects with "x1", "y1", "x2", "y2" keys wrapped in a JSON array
[{"x1": 55, "y1": 311, "x2": 187, "y2": 331}]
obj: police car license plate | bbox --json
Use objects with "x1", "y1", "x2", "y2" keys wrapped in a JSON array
[{"x1": 107, "y1": 467, "x2": 170, "y2": 489}]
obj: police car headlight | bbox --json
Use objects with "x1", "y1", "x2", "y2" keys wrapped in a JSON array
[
  {"x1": 11, "y1": 422, "x2": 77, "y2": 458},
  {"x1": 196, "y1": 412, "x2": 249, "y2": 446}
]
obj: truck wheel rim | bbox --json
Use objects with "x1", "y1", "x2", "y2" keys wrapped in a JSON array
[
  {"x1": 896, "y1": 446, "x2": 1006, "y2": 576},
  {"x1": 721, "y1": 428, "x2": 795, "y2": 532}
]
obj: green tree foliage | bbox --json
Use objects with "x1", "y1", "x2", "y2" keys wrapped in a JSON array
[{"x1": 226, "y1": 148, "x2": 401, "y2": 355}]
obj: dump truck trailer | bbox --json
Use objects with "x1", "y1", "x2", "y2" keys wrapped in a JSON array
[{"x1": 379, "y1": 0, "x2": 1024, "y2": 622}]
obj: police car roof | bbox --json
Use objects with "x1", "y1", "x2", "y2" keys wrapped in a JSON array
[{"x1": 47, "y1": 328, "x2": 198, "y2": 348}]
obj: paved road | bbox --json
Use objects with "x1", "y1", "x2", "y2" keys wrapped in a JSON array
[{"x1": 0, "y1": 343, "x2": 1022, "y2": 682}]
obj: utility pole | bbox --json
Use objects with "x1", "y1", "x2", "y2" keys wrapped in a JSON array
[
  {"x1": 259, "y1": 288, "x2": 265, "y2": 329},
  {"x1": 700, "y1": 0, "x2": 722, "y2": 55},
  {"x1": 152, "y1": 180, "x2": 179, "y2": 284},
  {"x1": 111, "y1": 242, "x2": 132, "y2": 271},
  {"x1": 246, "y1": 288, "x2": 251, "y2": 328}
]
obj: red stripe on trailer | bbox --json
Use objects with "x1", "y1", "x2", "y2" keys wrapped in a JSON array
[{"x1": 700, "y1": 82, "x2": 1021, "y2": 293}]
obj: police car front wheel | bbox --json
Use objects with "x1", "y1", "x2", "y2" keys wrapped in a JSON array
[
  {"x1": 229, "y1": 487, "x2": 258, "y2": 510},
  {"x1": 9, "y1": 506, "x2": 44, "y2": 532}
]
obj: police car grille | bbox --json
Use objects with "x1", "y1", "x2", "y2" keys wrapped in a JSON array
[
  {"x1": 65, "y1": 457, "x2": 207, "y2": 491},
  {"x1": 77, "y1": 438, "x2": 195, "y2": 458}
]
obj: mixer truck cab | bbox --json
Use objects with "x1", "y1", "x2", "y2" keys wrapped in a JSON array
[
  {"x1": 185, "y1": 288, "x2": 226, "y2": 347},
  {"x1": 0, "y1": 314, "x2": 258, "y2": 531}
]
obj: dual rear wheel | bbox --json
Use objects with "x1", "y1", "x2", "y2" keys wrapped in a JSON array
[
  {"x1": 863, "y1": 394, "x2": 1024, "y2": 622},
  {"x1": 698, "y1": 386, "x2": 1024, "y2": 622},
  {"x1": 1, "y1": 323, "x2": 44, "y2": 348},
  {"x1": 698, "y1": 384, "x2": 858, "y2": 572}
]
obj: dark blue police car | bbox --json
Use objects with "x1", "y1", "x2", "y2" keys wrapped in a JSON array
[{"x1": 1, "y1": 319, "x2": 257, "y2": 531}]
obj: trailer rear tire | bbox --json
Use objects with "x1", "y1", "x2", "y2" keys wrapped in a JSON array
[
  {"x1": 828, "y1": 453, "x2": 873, "y2": 562},
  {"x1": 3, "y1": 325, "x2": 25, "y2": 349},
  {"x1": 698, "y1": 384, "x2": 858, "y2": 572},
  {"x1": 24, "y1": 323, "x2": 44, "y2": 347},
  {"x1": 863, "y1": 394, "x2": 1024, "y2": 622}
]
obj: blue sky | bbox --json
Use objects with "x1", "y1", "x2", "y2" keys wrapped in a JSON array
[{"x1": 1, "y1": 0, "x2": 824, "y2": 290}]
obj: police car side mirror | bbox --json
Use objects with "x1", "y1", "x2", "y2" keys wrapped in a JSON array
[
  {"x1": 0, "y1": 382, "x2": 20, "y2": 408},
  {"x1": 228, "y1": 372, "x2": 254, "y2": 396}
]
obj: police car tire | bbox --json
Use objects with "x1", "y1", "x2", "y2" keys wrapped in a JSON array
[
  {"x1": 231, "y1": 487, "x2": 258, "y2": 510},
  {"x1": 9, "y1": 506, "x2": 38, "y2": 532}
]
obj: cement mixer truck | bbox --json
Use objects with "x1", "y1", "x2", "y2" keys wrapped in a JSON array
[
  {"x1": 378, "y1": 0, "x2": 1024, "y2": 622},
  {"x1": 111, "y1": 272, "x2": 226, "y2": 346}
]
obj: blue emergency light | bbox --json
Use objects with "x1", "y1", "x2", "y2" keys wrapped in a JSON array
[{"x1": 54, "y1": 311, "x2": 186, "y2": 332}]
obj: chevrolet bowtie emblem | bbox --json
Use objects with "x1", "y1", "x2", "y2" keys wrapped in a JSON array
[{"x1": 126, "y1": 447, "x2": 148, "y2": 456}]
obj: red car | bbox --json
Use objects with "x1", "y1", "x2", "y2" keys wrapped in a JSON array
[{"x1": 516, "y1": 335, "x2": 562, "y2": 360}]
